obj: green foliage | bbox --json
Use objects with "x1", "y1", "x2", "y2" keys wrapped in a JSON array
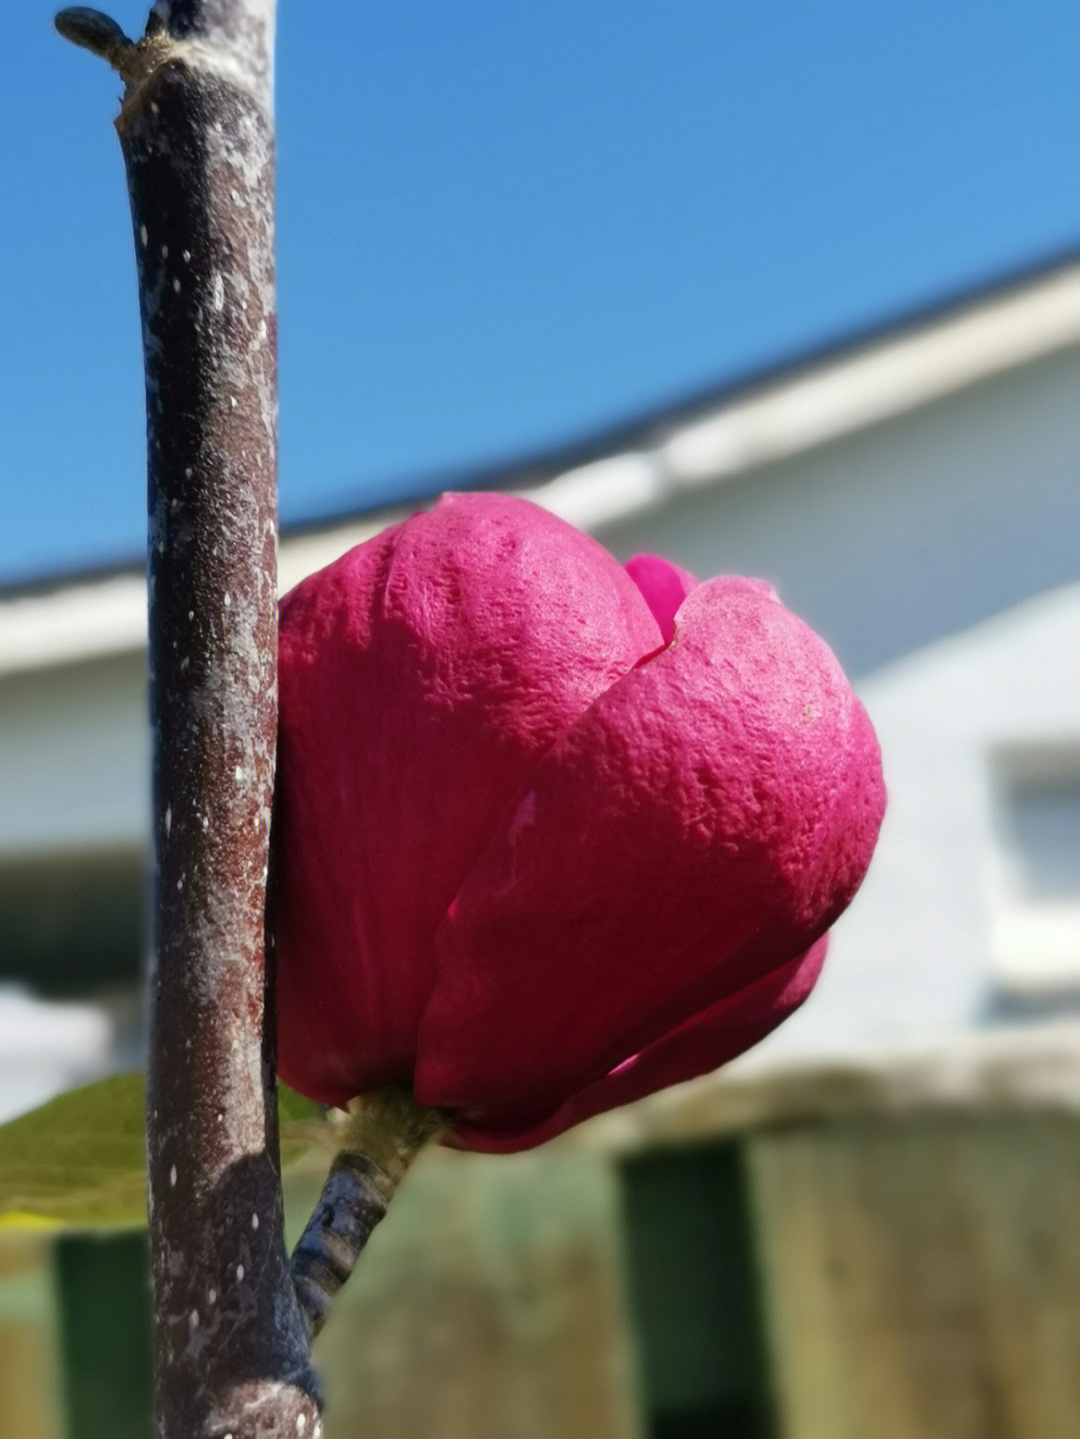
[{"x1": 0, "y1": 1074, "x2": 326, "y2": 1231}]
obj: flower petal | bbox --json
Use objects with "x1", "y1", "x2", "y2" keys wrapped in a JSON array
[
  {"x1": 624, "y1": 554, "x2": 699, "y2": 641},
  {"x1": 274, "y1": 494, "x2": 662, "y2": 1105},
  {"x1": 447, "y1": 938, "x2": 828, "y2": 1152},
  {"x1": 416, "y1": 577, "x2": 884, "y2": 1120}
]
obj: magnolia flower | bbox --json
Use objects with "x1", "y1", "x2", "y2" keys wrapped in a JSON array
[{"x1": 272, "y1": 492, "x2": 884, "y2": 1152}]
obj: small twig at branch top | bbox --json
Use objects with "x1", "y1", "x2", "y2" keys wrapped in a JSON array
[
  {"x1": 55, "y1": 7, "x2": 147, "y2": 75},
  {"x1": 291, "y1": 1090, "x2": 445, "y2": 1340},
  {"x1": 55, "y1": 7, "x2": 174, "y2": 88},
  {"x1": 55, "y1": 7, "x2": 132, "y2": 61}
]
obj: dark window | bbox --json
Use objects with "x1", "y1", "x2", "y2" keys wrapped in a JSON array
[{"x1": 620, "y1": 1141, "x2": 777, "y2": 1439}]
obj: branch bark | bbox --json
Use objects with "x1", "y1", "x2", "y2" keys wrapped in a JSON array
[{"x1": 58, "y1": 5, "x2": 320, "y2": 1434}]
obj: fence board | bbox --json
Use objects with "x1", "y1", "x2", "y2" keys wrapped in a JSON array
[
  {"x1": 747, "y1": 1114, "x2": 1080, "y2": 1439},
  {"x1": 299, "y1": 1147, "x2": 643, "y2": 1439}
]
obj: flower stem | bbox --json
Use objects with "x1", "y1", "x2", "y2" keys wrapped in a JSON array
[{"x1": 290, "y1": 1089, "x2": 444, "y2": 1339}]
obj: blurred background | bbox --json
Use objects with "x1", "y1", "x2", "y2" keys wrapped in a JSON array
[{"x1": 2, "y1": 2, "x2": 1079, "y2": 1436}]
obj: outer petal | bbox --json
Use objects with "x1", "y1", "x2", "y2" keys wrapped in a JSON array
[
  {"x1": 448, "y1": 938, "x2": 828, "y2": 1152},
  {"x1": 273, "y1": 493, "x2": 662, "y2": 1105},
  {"x1": 415, "y1": 577, "x2": 885, "y2": 1122}
]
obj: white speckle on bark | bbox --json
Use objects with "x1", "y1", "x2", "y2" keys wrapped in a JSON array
[
  {"x1": 251, "y1": 1211, "x2": 259, "y2": 1231},
  {"x1": 164, "y1": 805, "x2": 172, "y2": 837},
  {"x1": 208, "y1": 1287, "x2": 217, "y2": 1305},
  {"x1": 177, "y1": 876, "x2": 184, "y2": 891},
  {"x1": 296, "y1": 1417, "x2": 306, "y2": 1435},
  {"x1": 182, "y1": 249, "x2": 191, "y2": 263},
  {"x1": 202, "y1": 816, "x2": 210, "y2": 832},
  {"x1": 184, "y1": 466, "x2": 193, "y2": 479},
  {"x1": 173, "y1": 276, "x2": 182, "y2": 294},
  {"x1": 189, "y1": 1309, "x2": 199, "y2": 1329},
  {"x1": 212, "y1": 272, "x2": 225, "y2": 311},
  {"x1": 224, "y1": 592, "x2": 232, "y2": 607},
  {"x1": 161, "y1": 244, "x2": 168, "y2": 259},
  {"x1": 234, "y1": 765, "x2": 244, "y2": 783},
  {"x1": 170, "y1": 1165, "x2": 178, "y2": 1188},
  {"x1": 140, "y1": 224, "x2": 148, "y2": 247},
  {"x1": 188, "y1": 610, "x2": 195, "y2": 622},
  {"x1": 236, "y1": 1264, "x2": 245, "y2": 1282}
]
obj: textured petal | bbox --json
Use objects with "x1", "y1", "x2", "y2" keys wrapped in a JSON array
[
  {"x1": 448, "y1": 938, "x2": 828, "y2": 1152},
  {"x1": 415, "y1": 577, "x2": 884, "y2": 1118},
  {"x1": 274, "y1": 493, "x2": 662, "y2": 1105}
]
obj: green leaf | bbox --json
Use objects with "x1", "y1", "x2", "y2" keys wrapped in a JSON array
[
  {"x1": 0, "y1": 1074, "x2": 331, "y2": 1232},
  {"x1": 0, "y1": 1075, "x2": 146, "y2": 1231}
]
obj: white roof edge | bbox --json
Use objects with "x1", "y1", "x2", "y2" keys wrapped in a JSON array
[
  {"x1": 5, "y1": 258, "x2": 1080, "y2": 676},
  {"x1": 0, "y1": 512, "x2": 414, "y2": 677},
  {"x1": 0, "y1": 572, "x2": 149, "y2": 676},
  {"x1": 659, "y1": 260, "x2": 1080, "y2": 484}
]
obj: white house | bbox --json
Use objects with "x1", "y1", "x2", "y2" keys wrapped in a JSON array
[{"x1": 2, "y1": 252, "x2": 1079, "y2": 1122}]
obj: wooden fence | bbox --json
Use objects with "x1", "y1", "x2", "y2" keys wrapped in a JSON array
[{"x1": 2, "y1": 1024, "x2": 1078, "y2": 1437}]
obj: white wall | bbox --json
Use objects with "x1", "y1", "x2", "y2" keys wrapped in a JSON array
[
  {"x1": 589, "y1": 346, "x2": 1080, "y2": 1060},
  {"x1": 0, "y1": 652, "x2": 148, "y2": 862},
  {"x1": 594, "y1": 346, "x2": 1080, "y2": 680},
  {"x1": 735, "y1": 582, "x2": 1080, "y2": 1068},
  {"x1": 2, "y1": 336, "x2": 1077, "y2": 1077}
]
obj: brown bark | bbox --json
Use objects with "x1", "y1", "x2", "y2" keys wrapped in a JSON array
[{"x1": 57, "y1": 5, "x2": 320, "y2": 1434}]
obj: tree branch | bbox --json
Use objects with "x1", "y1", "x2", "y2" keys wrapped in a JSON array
[{"x1": 58, "y1": 4, "x2": 319, "y2": 1434}]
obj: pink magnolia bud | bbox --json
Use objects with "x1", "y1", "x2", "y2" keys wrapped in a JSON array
[{"x1": 273, "y1": 493, "x2": 884, "y2": 1152}]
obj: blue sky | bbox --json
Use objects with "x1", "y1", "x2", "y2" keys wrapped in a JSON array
[{"x1": 2, "y1": 1, "x2": 1078, "y2": 584}]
